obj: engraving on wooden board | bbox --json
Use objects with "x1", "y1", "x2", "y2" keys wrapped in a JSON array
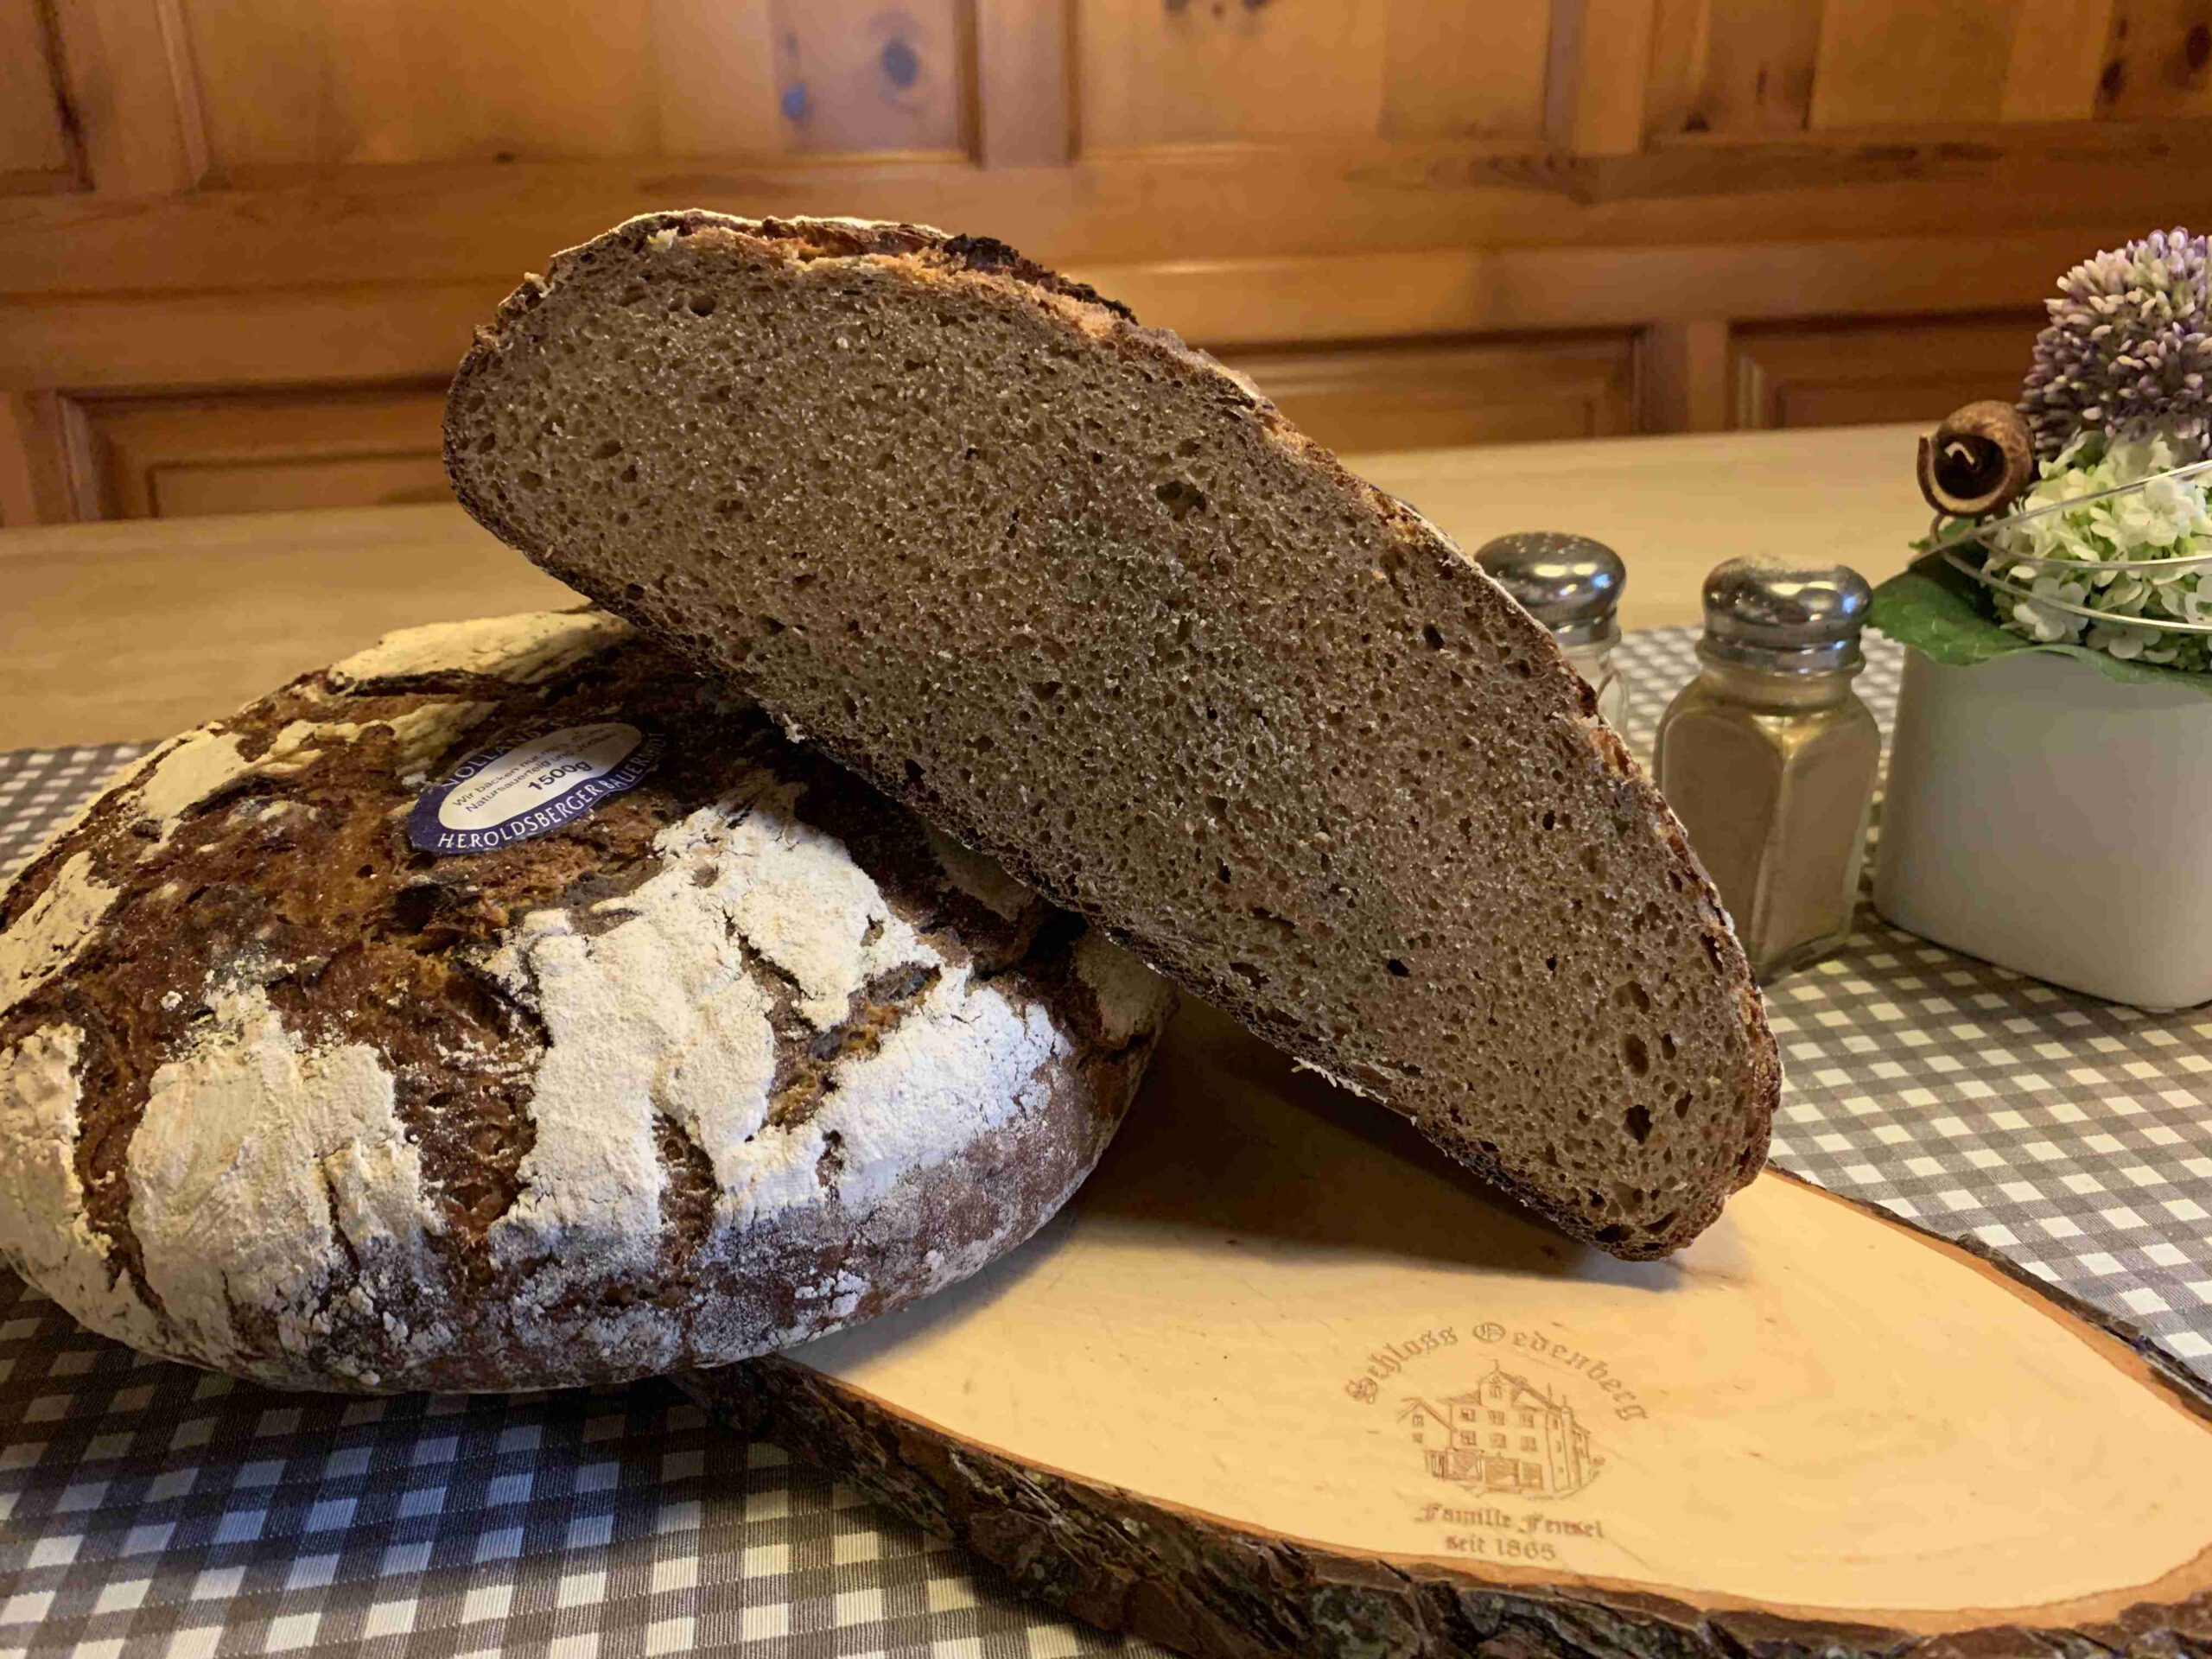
[{"x1": 1340, "y1": 1318, "x2": 1653, "y2": 1568}]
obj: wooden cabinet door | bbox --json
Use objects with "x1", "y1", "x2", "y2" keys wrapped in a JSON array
[
  {"x1": 1732, "y1": 316, "x2": 2046, "y2": 430},
  {"x1": 65, "y1": 386, "x2": 451, "y2": 519},
  {"x1": 4, "y1": 0, "x2": 2209, "y2": 524},
  {"x1": 1219, "y1": 338, "x2": 1638, "y2": 456}
]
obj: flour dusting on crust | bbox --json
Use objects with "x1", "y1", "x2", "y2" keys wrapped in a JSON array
[
  {"x1": 129, "y1": 729, "x2": 255, "y2": 832},
  {"x1": 269, "y1": 702, "x2": 498, "y2": 776},
  {"x1": 483, "y1": 782, "x2": 1073, "y2": 1265},
  {"x1": 129, "y1": 984, "x2": 447, "y2": 1387},
  {"x1": 817, "y1": 977, "x2": 1064, "y2": 1213},
  {"x1": 0, "y1": 1024, "x2": 167, "y2": 1354},
  {"x1": 0, "y1": 610, "x2": 1174, "y2": 1390},
  {"x1": 329, "y1": 611, "x2": 633, "y2": 688},
  {"x1": 0, "y1": 855, "x2": 118, "y2": 1020}
]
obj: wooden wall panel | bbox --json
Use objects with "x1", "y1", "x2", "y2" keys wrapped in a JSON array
[
  {"x1": 3, "y1": 0, "x2": 2210, "y2": 524},
  {"x1": 651, "y1": 0, "x2": 784, "y2": 157},
  {"x1": 70, "y1": 387, "x2": 448, "y2": 518},
  {"x1": 2001, "y1": 0, "x2": 2115, "y2": 119},
  {"x1": 1077, "y1": 0, "x2": 1388, "y2": 148},
  {"x1": 1646, "y1": 0, "x2": 1824, "y2": 137},
  {"x1": 186, "y1": 0, "x2": 982, "y2": 168},
  {"x1": 1382, "y1": 0, "x2": 1551, "y2": 142},
  {"x1": 1653, "y1": 0, "x2": 2193, "y2": 135},
  {"x1": 1547, "y1": 0, "x2": 1656, "y2": 155},
  {"x1": 975, "y1": 0, "x2": 1072, "y2": 165},
  {"x1": 2095, "y1": 0, "x2": 2212, "y2": 118},
  {"x1": 0, "y1": 1, "x2": 76, "y2": 191},
  {"x1": 187, "y1": 0, "x2": 671, "y2": 167},
  {"x1": 0, "y1": 395, "x2": 79, "y2": 527},
  {"x1": 1808, "y1": 2, "x2": 2020, "y2": 129},
  {"x1": 43, "y1": 342, "x2": 1640, "y2": 518},
  {"x1": 49, "y1": 0, "x2": 210, "y2": 192},
  {"x1": 147, "y1": 454, "x2": 448, "y2": 517},
  {"x1": 1077, "y1": 0, "x2": 1558, "y2": 151},
  {"x1": 768, "y1": 0, "x2": 969, "y2": 154},
  {"x1": 1638, "y1": 319, "x2": 1731, "y2": 435},
  {"x1": 1218, "y1": 337, "x2": 1637, "y2": 455},
  {"x1": 1732, "y1": 315, "x2": 2044, "y2": 430},
  {"x1": 181, "y1": 0, "x2": 970, "y2": 168}
]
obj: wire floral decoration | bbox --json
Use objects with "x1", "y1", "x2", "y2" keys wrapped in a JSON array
[{"x1": 1928, "y1": 442, "x2": 2212, "y2": 665}]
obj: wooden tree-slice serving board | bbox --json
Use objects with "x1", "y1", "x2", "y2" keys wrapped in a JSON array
[{"x1": 684, "y1": 1003, "x2": 2212, "y2": 1657}]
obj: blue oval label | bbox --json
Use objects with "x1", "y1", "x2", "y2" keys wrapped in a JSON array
[{"x1": 408, "y1": 719, "x2": 664, "y2": 855}]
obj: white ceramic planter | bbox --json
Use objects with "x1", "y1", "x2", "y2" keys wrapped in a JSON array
[{"x1": 1875, "y1": 646, "x2": 2212, "y2": 1009}]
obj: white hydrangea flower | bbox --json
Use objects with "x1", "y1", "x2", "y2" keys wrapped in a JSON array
[
  {"x1": 2010, "y1": 574, "x2": 2088, "y2": 642},
  {"x1": 1972, "y1": 428, "x2": 2212, "y2": 671},
  {"x1": 2087, "y1": 618, "x2": 2164, "y2": 658}
]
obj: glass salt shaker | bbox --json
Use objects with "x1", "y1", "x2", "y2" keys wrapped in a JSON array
[
  {"x1": 1474, "y1": 531, "x2": 1628, "y2": 728},
  {"x1": 1653, "y1": 557, "x2": 1879, "y2": 982}
]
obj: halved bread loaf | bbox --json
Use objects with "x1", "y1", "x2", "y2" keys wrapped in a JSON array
[{"x1": 444, "y1": 211, "x2": 1777, "y2": 1258}]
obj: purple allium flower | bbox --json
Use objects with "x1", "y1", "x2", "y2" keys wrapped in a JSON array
[{"x1": 2019, "y1": 228, "x2": 2211, "y2": 461}]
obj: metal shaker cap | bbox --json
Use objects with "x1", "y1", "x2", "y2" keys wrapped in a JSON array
[
  {"x1": 1473, "y1": 531, "x2": 1625, "y2": 648},
  {"x1": 1699, "y1": 556, "x2": 1872, "y2": 674}
]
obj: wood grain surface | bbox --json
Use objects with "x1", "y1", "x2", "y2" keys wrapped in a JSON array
[
  {"x1": 689, "y1": 1000, "x2": 2212, "y2": 1657},
  {"x1": 6, "y1": 0, "x2": 2212, "y2": 523},
  {"x1": 0, "y1": 424, "x2": 1929, "y2": 750},
  {"x1": 0, "y1": 504, "x2": 577, "y2": 749}
]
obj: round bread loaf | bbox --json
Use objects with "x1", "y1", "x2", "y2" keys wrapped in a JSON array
[{"x1": 0, "y1": 611, "x2": 1173, "y2": 1392}]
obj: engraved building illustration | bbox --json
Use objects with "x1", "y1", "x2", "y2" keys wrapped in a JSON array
[{"x1": 1402, "y1": 1363, "x2": 1597, "y2": 1497}]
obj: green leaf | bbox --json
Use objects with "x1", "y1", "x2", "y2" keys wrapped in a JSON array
[
  {"x1": 1868, "y1": 552, "x2": 2212, "y2": 696},
  {"x1": 1866, "y1": 557, "x2": 2024, "y2": 668},
  {"x1": 2036, "y1": 640, "x2": 2212, "y2": 694}
]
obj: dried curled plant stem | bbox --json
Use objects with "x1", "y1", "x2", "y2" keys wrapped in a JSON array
[{"x1": 1917, "y1": 399, "x2": 2036, "y2": 517}]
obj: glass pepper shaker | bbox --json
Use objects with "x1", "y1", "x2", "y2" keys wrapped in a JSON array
[
  {"x1": 1653, "y1": 557, "x2": 1879, "y2": 982},
  {"x1": 1474, "y1": 531, "x2": 1628, "y2": 728}
]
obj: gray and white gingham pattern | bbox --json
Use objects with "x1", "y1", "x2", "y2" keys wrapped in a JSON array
[
  {"x1": 0, "y1": 631, "x2": 2205, "y2": 1657},
  {"x1": 1623, "y1": 634, "x2": 2212, "y2": 1367},
  {"x1": 0, "y1": 748, "x2": 148, "y2": 882},
  {"x1": 0, "y1": 1322, "x2": 1142, "y2": 1659}
]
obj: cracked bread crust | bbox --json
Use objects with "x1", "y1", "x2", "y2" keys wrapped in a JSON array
[
  {"x1": 0, "y1": 610, "x2": 1173, "y2": 1393},
  {"x1": 443, "y1": 212, "x2": 1777, "y2": 1259}
]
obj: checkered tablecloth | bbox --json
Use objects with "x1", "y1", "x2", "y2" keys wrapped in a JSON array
[{"x1": 0, "y1": 630, "x2": 2206, "y2": 1659}]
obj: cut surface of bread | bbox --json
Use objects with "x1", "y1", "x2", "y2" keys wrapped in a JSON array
[{"x1": 445, "y1": 212, "x2": 1777, "y2": 1258}]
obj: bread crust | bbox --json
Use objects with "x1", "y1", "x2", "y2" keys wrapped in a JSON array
[
  {"x1": 0, "y1": 611, "x2": 1173, "y2": 1391},
  {"x1": 445, "y1": 213, "x2": 1778, "y2": 1259}
]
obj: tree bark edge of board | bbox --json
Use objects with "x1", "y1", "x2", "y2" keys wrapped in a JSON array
[
  {"x1": 680, "y1": 1174, "x2": 2212, "y2": 1659},
  {"x1": 684, "y1": 1357, "x2": 2210, "y2": 1659}
]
